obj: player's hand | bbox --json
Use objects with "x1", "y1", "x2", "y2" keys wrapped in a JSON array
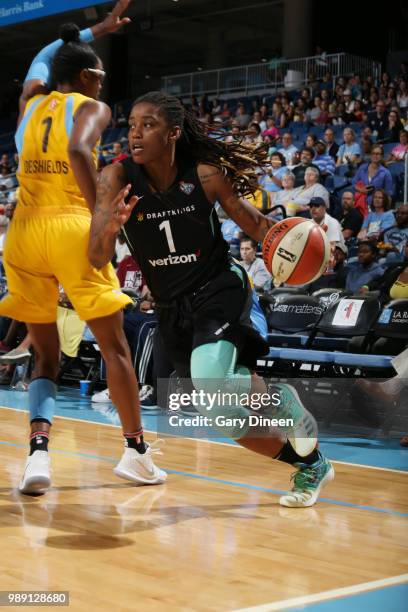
[
  {"x1": 109, "y1": 184, "x2": 139, "y2": 232},
  {"x1": 94, "y1": 0, "x2": 132, "y2": 37}
]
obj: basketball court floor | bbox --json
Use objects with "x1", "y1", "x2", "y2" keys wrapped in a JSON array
[{"x1": 0, "y1": 387, "x2": 407, "y2": 611}]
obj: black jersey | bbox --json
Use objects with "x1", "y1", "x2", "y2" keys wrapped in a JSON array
[{"x1": 120, "y1": 158, "x2": 230, "y2": 302}]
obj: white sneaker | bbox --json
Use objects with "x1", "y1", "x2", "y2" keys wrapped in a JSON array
[
  {"x1": 19, "y1": 451, "x2": 51, "y2": 495},
  {"x1": 114, "y1": 441, "x2": 167, "y2": 486},
  {"x1": 91, "y1": 388, "x2": 110, "y2": 403}
]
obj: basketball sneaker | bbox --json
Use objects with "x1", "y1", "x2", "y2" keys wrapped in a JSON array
[
  {"x1": 114, "y1": 441, "x2": 167, "y2": 485},
  {"x1": 267, "y1": 383, "x2": 318, "y2": 457},
  {"x1": 280, "y1": 452, "x2": 334, "y2": 508},
  {"x1": 19, "y1": 451, "x2": 51, "y2": 495}
]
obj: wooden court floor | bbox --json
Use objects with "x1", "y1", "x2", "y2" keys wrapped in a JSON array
[{"x1": 0, "y1": 406, "x2": 407, "y2": 611}]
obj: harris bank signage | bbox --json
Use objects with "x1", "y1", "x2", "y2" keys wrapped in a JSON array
[{"x1": 0, "y1": 0, "x2": 109, "y2": 27}]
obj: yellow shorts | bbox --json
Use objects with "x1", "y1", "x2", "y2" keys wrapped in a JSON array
[
  {"x1": 56, "y1": 306, "x2": 86, "y2": 357},
  {"x1": 0, "y1": 210, "x2": 132, "y2": 323}
]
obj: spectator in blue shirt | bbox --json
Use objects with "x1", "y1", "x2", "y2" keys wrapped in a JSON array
[
  {"x1": 313, "y1": 140, "x2": 336, "y2": 179},
  {"x1": 336, "y1": 127, "x2": 361, "y2": 166},
  {"x1": 259, "y1": 151, "x2": 287, "y2": 193},
  {"x1": 357, "y1": 189, "x2": 395, "y2": 241},
  {"x1": 346, "y1": 242, "x2": 384, "y2": 293},
  {"x1": 278, "y1": 132, "x2": 298, "y2": 165},
  {"x1": 352, "y1": 145, "x2": 394, "y2": 207},
  {"x1": 381, "y1": 204, "x2": 408, "y2": 264}
]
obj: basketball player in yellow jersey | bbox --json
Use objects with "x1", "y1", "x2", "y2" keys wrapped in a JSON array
[{"x1": 0, "y1": 0, "x2": 166, "y2": 495}]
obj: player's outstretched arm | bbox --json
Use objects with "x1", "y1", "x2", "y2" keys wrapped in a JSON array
[
  {"x1": 198, "y1": 164, "x2": 275, "y2": 243},
  {"x1": 18, "y1": 0, "x2": 132, "y2": 123},
  {"x1": 68, "y1": 100, "x2": 112, "y2": 211},
  {"x1": 88, "y1": 163, "x2": 139, "y2": 269}
]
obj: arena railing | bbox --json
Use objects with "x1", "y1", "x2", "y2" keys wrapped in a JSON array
[{"x1": 160, "y1": 53, "x2": 381, "y2": 98}]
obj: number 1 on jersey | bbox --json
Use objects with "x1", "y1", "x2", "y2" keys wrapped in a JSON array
[
  {"x1": 41, "y1": 117, "x2": 52, "y2": 153},
  {"x1": 159, "y1": 220, "x2": 176, "y2": 253}
]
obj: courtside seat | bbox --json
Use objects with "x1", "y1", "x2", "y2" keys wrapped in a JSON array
[
  {"x1": 311, "y1": 288, "x2": 352, "y2": 310},
  {"x1": 372, "y1": 299, "x2": 408, "y2": 341}
]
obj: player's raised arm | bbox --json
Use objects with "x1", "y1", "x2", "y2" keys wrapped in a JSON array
[
  {"x1": 18, "y1": 0, "x2": 133, "y2": 123},
  {"x1": 198, "y1": 164, "x2": 275, "y2": 243},
  {"x1": 88, "y1": 163, "x2": 138, "y2": 269}
]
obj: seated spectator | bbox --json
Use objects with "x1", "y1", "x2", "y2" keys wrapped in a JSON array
[
  {"x1": 366, "y1": 100, "x2": 388, "y2": 140},
  {"x1": 239, "y1": 237, "x2": 271, "y2": 291},
  {"x1": 379, "y1": 204, "x2": 408, "y2": 264},
  {"x1": 244, "y1": 122, "x2": 263, "y2": 145},
  {"x1": 308, "y1": 196, "x2": 344, "y2": 244},
  {"x1": 353, "y1": 146, "x2": 393, "y2": 208},
  {"x1": 339, "y1": 191, "x2": 364, "y2": 239},
  {"x1": 245, "y1": 178, "x2": 272, "y2": 212},
  {"x1": 224, "y1": 124, "x2": 241, "y2": 143},
  {"x1": 363, "y1": 241, "x2": 408, "y2": 300},
  {"x1": 260, "y1": 152, "x2": 287, "y2": 193},
  {"x1": 357, "y1": 188, "x2": 395, "y2": 241},
  {"x1": 0, "y1": 167, "x2": 14, "y2": 193},
  {"x1": 291, "y1": 167, "x2": 330, "y2": 213},
  {"x1": 261, "y1": 117, "x2": 279, "y2": 139},
  {"x1": 360, "y1": 137, "x2": 373, "y2": 164},
  {"x1": 220, "y1": 217, "x2": 242, "y2": 257},
  {"x1": 270, "y1": 171, "x2": 298, "y2": 216},
  {"x1": 220, "y1": 102, "x2": 231, "y2": 120},
  {"x1": 324, "y1": 127, "x2": 339, "y2": 159},
  {"x1": 315, "y1": 100, "x2": 330, "y2": 125},
  {"x1": 0, "y1": 154, "x2": 10, "y2": 173},
  {"x1": 114, "y1": 104, "x2": 127, "y2": 127},
  {"x1": 271, "y1": 101, "x2": 286, "y2": 129},
  {"x1": 342, "y1": 89, "x2": 355, "y2": 120},
  {"x1": 235, "y1": 103, "x2": 251, "y2": 128},
  {"x1": 308, "y1": 241, "x2": 348, "y2": 292},
  {"x1": 397, "y1": 80, "x2": 408, "y2": 119},
  {"x1": 352, "y1": 100, "x2": 365, "y2": 122},
  {"x1": 278, "y1": 132, "x2": 298, "y2": 166},
  {"x1": 292, "y1": 147, "x2": 319, "y2": 187},
  {"x1": 345, "y1": 242, "x2": 384, "y2": 293},
  {"x1": 336, "y1": 127, "x2": 361, "y2": 166},
  {"x1": 306, "y1": 96, "x2": 323, "y2": 124},
  {"x1": 109, "y1": 141, "x2": 128, "y2": 164},
  {"x1": 9, "y1": 154, "x2": 18, "y2": 174},
  {"x1": 331, "y1": 102, "x2": 347, "y2": 125},
  {"x1": 305, "y1": 133, "x2": 318, "y2": 149},
  {"x1": 379, "y1": 109, "x2": 404, "y2": 143},
  {"x1": 313, "y1": 140, "x2": 336, "y2": 179},
  {"x1": 386, "y1": 130, "x2": 408, "y2": 163}
]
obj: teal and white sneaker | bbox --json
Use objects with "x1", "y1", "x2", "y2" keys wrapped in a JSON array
[
  {"x1": 267, "y1": 383, "x2": 318, "y2": 457},
  {"x1": 280, "y1": 452, "x2": 335, "y2": 508}
]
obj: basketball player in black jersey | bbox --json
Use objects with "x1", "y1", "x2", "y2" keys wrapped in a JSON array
[{"x1": 89, "y1": 92, "x2": 334, "y2": 507}]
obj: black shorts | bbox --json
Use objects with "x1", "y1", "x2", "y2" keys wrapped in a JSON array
[{"x1": 156, "y1": 265, "x2": 268, "y2": 377}]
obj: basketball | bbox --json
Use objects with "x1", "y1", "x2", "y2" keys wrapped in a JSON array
[{"x1": 262, "y1": 217, "x2": 330, "y2": 286}]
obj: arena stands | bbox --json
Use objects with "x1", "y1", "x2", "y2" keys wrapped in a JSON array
[{"x1": 1, "y1": 59, "x2": 407, "y2": 397}]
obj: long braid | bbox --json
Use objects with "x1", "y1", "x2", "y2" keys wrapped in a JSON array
[{"x1": 133, "y1": 92, "x2": 270, "y2": 196}]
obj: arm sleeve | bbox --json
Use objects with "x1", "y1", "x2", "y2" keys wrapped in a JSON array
[
  {"x1": 24, "y1": 28, "x2": 94, "y2": 85},
  {"x1": 384, "y1": 170, "x2": 394, "y2": 197}
]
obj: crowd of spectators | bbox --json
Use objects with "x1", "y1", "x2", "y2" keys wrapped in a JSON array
[{"x1": 0, "y1": 66, "x2": 407, "y2": 390}]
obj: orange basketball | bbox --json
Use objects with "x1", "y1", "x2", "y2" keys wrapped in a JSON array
[{"x1": 262, "y1": 217, "x2": 330, "y2": 286}]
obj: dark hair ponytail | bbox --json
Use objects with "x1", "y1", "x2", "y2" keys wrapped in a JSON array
[
  {"x1": 133, "y1": 91, "x2": 269, "y2": 196},
  {"x1": 51, "y1": 22, "x2": 100, "y2": 85}
]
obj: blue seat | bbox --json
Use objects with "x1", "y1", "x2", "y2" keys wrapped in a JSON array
[
  {"x1": 264, "y1": 348, "x2": 334, "y2": 364},
  {"x1": 333, "y1": 353, "x2": 393, "y2": 368}
]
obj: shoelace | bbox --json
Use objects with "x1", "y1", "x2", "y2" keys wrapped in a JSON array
[
  {"x1": 290, "y1": 463, "x2": 322, "y2": 490},
  {"x1": 147, "y1": 439, "x2": 165, "y2": 456}
]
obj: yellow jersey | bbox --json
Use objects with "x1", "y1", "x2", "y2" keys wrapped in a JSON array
[{"x1": 15, "y1": 91, "x2": 96, "y2": 215}]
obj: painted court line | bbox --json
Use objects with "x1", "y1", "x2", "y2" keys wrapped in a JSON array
[
  {"x1": 0, "y1": 438, "x2": 407, "y2": 518},
  {"x1": 1, "y1": 405, "x2": 406, "y2": 475},
  {"x1": 232, "y1": 573, "x2": 408, "y2": 611}
]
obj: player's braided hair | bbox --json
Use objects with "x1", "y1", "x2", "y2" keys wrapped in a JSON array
[
  {"x1": 133, "y1": 91, "x2": 269, "y2": 196},
  {"x1": 52, "y1": 23, "x2": 100, "y2": 85}
]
